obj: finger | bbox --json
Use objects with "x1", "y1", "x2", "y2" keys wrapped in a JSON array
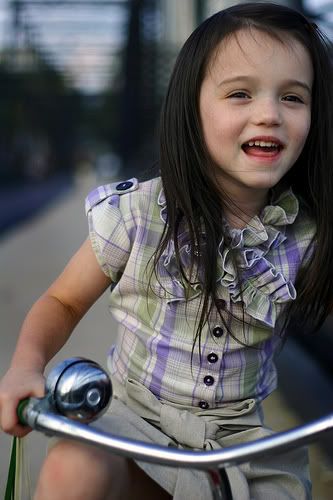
[
  {"x1": 32, "y1": 383, "x2": 46, "y2": 399},
  {"x1": 8, "y1": 424, "x2": 32, "y2": 438},
  {"x1": 27, "y1": 375, "x2": 46, "y2": 399},
  {"x1": 1, "y1": 402, "x2": 20, "y2": 433}
]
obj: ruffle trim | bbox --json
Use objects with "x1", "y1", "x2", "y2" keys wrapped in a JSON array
[{"x1": 157, "y1": 187, "x2": 299, "y2": 327}]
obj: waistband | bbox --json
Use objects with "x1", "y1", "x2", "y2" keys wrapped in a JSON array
[{"x1": 112, "y1": 377, "x2": 263, "y2": 450}]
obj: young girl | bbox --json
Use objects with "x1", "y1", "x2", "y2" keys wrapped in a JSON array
[{"x1": 0, "y1": 2, "x2": 332, "y2": 499}]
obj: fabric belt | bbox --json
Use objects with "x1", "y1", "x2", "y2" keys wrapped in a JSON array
[{"x1": 113, "y1": 376, "x2": 261, "y2": 449}]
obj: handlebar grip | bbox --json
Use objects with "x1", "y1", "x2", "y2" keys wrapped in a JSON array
[{"x1": 17, "y1": 399, "x2": 30, "y2": 426}]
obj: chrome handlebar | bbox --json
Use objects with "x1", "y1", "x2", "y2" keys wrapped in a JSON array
[{"x1": 18, "y1": 357, "x2": 333, "y2": 471}]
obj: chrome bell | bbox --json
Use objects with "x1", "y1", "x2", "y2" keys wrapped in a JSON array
[{"x1": 45, "y1": 357, "x2": 112, "y2": 423}]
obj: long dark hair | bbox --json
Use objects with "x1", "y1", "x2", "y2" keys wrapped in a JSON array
[{"x1": 153, "y1": 2, "x2": 333, "y2": 349}]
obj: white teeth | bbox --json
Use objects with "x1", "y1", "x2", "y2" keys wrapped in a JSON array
[{"x1": 247, "y1": 140, "x2": 279, "y2": 148}]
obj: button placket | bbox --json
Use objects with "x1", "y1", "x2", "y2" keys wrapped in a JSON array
[
  {"x1": 212, "y1": 325, "x2": 224, "y2": 338},
  {"x1": 197, "y1": 326, "x2": 224, "y2": 410},
  {"x1": 203, "y1": 375, "x2": 215, "y2": 386},
  {"x1": 207, "y1": 352, "x2": 218, "y2": 363}
]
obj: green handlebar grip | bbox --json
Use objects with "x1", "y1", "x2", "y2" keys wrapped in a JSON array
[{"x1": 17, "y1": 399, "x2": 30, "y2": 426}]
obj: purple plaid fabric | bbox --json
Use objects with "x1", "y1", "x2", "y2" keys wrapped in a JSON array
[{"x1": 85, "y1": 177, "x2": 316, "y2": 409}]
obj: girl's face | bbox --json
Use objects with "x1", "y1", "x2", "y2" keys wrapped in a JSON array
[{"x1": 199, "y1": 29, "x2": 313, "y2": 203}]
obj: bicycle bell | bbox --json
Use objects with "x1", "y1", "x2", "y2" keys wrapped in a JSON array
[{"x1": 45, "y1": 357, "x2": 112, "y2": 423}]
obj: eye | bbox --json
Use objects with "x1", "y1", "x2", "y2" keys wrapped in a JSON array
[
  {"x1": 228, "y1": 91, "x2": 251, "y2": 99},
  {"x1": 282, "y1": 95, "x2": 304, "y2": 104}
]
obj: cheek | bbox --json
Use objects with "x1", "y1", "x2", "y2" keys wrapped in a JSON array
[
  {"x1": 200, "y1": 111, "x2": 223, "y2": 158},
  {"x1": 297, "y1": 121, "x2": 311, "y2": 152},
  {"x1": 202, "y1": 110, "x2": 239, "y2": 144},
  {"x1": 290, "y1": 111, "x2": 311, "y2": 156},
  {"x1": 200, "y1": 102, "x2": 217, "y2": 135},
  {"x1": 302, "y1": 112, "x2": 311, "y2": 137}
]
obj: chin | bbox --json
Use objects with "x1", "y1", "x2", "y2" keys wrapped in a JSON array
[
  {"x1": 246, "y1": 173, "x2": 285, "y2": 190},
  {"x1": 251, "y1": 181, "x2": 280, "y2": 190}
]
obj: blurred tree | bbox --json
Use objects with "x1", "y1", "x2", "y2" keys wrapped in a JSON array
[{"x1": 0, "y1": 50, "x2": 82, "y2": 182}]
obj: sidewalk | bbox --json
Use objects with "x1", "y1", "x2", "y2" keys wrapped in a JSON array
[
  {"x1": 0, "y1": 174, "x2": 72, "y2": 237},
  {"x1": 0, "y1": 173, "x2": 332, "y2": 498},
  {"x1": 0, "y1": 173, "x2": 118, "y2": 497}
]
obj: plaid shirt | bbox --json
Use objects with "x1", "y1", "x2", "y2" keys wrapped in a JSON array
[{"x1": 85, "y1": 177, "x2": 316, "y2": 409}]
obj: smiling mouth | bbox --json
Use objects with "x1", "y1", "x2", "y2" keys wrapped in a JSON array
[{"x1": 242, "y1": 140, "x2": 283, "y2": 155}]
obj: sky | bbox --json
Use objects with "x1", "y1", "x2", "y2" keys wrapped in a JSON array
[
  {"x1": 0, "y1": 0, "x2": 128, "y2": 93},
  {"x1": 0, "y1": 0, "x2": 331, "y2": 94}
]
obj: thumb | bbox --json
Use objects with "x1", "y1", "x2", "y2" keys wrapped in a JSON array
[{"x1": 31, "y1": 379, "x2": 46, "y2": 399}]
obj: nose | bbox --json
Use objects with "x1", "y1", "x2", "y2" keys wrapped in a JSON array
[{"x1": 251, "y1": 97, "x2": 282, "y2": 127}]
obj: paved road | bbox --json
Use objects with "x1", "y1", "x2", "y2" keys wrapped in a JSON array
[{"x1": 0, "y1": 173, "x2": 332, "y2": 498}]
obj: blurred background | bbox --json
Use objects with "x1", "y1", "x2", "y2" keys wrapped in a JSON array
[
  {"x1": 0, "y1": 0, "x2": 333, "y2": 498},
  {"x1": 0, "y1": 0, "x2": 332, "y2": 216},
  {"x1": 0, "y1": 0, "x2": 332, "y2": 194}
]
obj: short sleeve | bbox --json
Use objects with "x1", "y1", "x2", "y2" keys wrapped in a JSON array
[{"x1": 85, "y1": 180, "x2": 138, "y2": 282}]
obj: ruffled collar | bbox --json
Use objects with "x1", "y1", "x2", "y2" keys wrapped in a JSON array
[
  {"x1": 157, "y1": 186, "x2": 299, "y2": 328},
  {"x1": 222, "y1": 187, "x2": 299, "y2": 249},
  {"x1": 158, "y1": 185, "x2": 298, "y2": 227}
]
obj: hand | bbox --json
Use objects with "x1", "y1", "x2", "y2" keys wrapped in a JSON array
[{"x1": 0, "y1": 367, "x2": 45, "y2": 437}]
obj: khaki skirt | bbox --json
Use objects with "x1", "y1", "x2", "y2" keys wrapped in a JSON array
[{"x1": 82, "y1": 377, "x2": 311, "y2": 500}]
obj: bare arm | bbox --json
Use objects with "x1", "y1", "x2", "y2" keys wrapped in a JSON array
[
  {"x1": 11, "y1": 238, "x2": 111, "y2": 369},
  {"x1": 0, "y1": 238, "x2": 111, "y2": 435}
]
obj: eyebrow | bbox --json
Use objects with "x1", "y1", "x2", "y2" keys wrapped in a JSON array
[{"x1": 218, "y1": 75, "x2": 312, "y2": 94}]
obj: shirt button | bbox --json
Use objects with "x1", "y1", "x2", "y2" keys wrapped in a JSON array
[
  {"x1": 116, "y1": 181, "x2": 133, "y2": 191},
  {"x1": 204, "y1": 375, "x2": 215, "y2": 386},
  {"x1": 212, "y1": 326, "x2": 224, "y2": 338},
  {"x1": 207, "y1": 352, "x2": 218, "y2": 363},
  {"x1": 199, "y1": 401, "x2": 209, "y2": 409}
]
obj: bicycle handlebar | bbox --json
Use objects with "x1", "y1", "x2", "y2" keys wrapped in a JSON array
[{"x1": 20, "y1": 396, "x2": 333, "y2": 470}]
